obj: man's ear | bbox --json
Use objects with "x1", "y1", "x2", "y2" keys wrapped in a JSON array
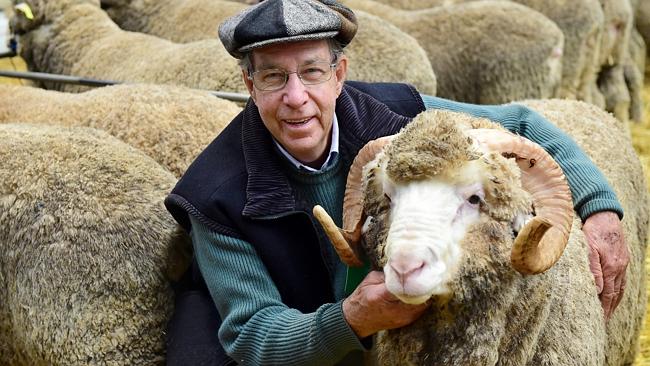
[
  {"x1": 242, "y1": 69, "x2": 256, "y2": 102},
  {"x1": 335, "y1": 54, "x2": 348, "y2": 96}
]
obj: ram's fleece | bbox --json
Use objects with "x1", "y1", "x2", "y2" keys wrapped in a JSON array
[
  {"x1": 315, "y1": 100, "x2": 647, "y2": 365},
  {"x1": 0, "y1": 123, "x2": 190, "y2": 365}
]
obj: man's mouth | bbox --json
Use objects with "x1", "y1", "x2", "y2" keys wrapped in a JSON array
[{"x1": 283, "y1": 117, "x2": 312, "y2": 125}]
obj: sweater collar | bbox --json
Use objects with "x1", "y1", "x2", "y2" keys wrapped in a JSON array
[
  {"x1": 272, "y1": 113, "x2": 340, "y2": 172},
  {"x1": 240, "y1": 84, "x2": 412, "y2": 218}
]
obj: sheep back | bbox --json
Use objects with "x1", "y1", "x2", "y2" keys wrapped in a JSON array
[
  {"x1": 0, "y1": 123, "x2": 190, "y2": 365},
  {"x1": 370, "y1": 0, "x2": 446, "y2": 10},
  {"x1": 342, "y1": 0, "x2": 564, "y2": 104},
  {"x1": 0, "y1": 84, "x2": 242, "y2": 177},
  {"x1": 520, "y1": 99, "x2": 648, "y2": 365},
  {"x1": 509, "y1": 0, "x2": 604, "y2": 102},
  {"x1": 102, "y1": 0, "x2": 245, "y2": 43},
  {"x1": 101, "y1": 0, "x2": 438, "y2": 95},
  {"x1": 344, "y1": 11, "x2": 436, "y2": 95}
]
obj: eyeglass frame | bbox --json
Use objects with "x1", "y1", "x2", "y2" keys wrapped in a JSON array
[{"x1": 246, "y1": 55, "x2": 340, "y2": 92}]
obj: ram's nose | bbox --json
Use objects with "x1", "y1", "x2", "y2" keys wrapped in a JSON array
[{"x1": 388, "y1": 251, "x2": 426, "y2": 286}]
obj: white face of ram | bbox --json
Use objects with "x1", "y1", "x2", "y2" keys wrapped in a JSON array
[{"x1": 381, "y1": 177, "x2": 484, "y2": 305}]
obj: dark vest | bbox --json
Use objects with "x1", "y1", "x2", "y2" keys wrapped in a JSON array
[{"x1": 164, "y1": 81, "x2": 425, "y2": 364}]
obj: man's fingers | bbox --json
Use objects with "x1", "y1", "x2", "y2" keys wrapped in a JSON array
[
  {"x1": 588, "y1": 251, "x2": 604, "y2": 294},
  {"x1": 363, "y1": 270, "x2": 385, "y2": 284},
  {"x1": 600, "y1": 274, "x2": 619, "y2": 319},
  {"x1": 600, "y1": 294, "x2": 613, "y2": 319},
  {"x1": 612, "y1": 273, "x2": 626, "y2": 312}
]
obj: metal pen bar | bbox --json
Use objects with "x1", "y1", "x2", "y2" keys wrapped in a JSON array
[
  {"x1": 0, "y1": 51, "x2": 17, "y2": 58},
  {"x1": 0, "y1": 69, "x2": 250, "y2": 103},
  {"x1": 0, "y1": 69, "x2": 118, "y2": 86}
]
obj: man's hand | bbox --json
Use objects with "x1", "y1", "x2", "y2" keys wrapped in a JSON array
[
  {"x1": 342, "y1": 271, "x2": 429, "y2": 338},
  {"x1": 582, "y1": 211, "x2": 628, "y2": 320}
]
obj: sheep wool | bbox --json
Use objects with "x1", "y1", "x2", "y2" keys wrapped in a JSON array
[
  {"x1": 506, "y1": 0, "x2": 604, "y2": 103},
  {"x1": 371, "y1": 0, "x2": 605, "y2": 105},
  {"x1": 596, "y1": 0, "x2": 641, "y2": 123},
  {"x1": 634, "y1": 0, "x2": 650, "y2": 62},
  {"x1": 371, "y1": 0, "x2": 446, "y2": 10},
  {"x1": 520, "y1": 99, "x2": 649, "y2": 365},
  {"x1": 341, "y1": 0, "x2": 564, "y2": 104},
  {"x1": 101, "y1": 0, "x2": 246, "y2": 43},
  {"x1": 0, "y1": 84, "x2": 242, "y2": 177},
  {"x1": 0, "y1": 123, "x2": 191, "y2": 365},
  {"x1": 11, "y1": 0, "x2": 247, "y2": 94},
  {"x1": 99, "y1": 0, "x2": 438, "y2": 95},
  {"x1": 355, "y1": 101, "x2": 647, "y2": 364}
]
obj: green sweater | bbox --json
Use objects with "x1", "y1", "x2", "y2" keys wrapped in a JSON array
[{"x1": 192, "y1": 95, "x2": 623, "y2": 365}]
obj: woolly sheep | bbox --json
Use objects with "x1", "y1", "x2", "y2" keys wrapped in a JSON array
[
  {"x1": 314, "y1": 99, "x2": 647, "y2": 364},
  {"x1": 599, "y1": 0, "x2": 633, "y2": 67},
  {"x1": 624, "y1": 30, "x2": 645, "y2": 123},
  {"x1": 340, "y1": 0, "x2": 564, "y2": 104},
  {"x1": 0, "y1": 83, "x2": 242, "y2": 177},
  {"x1": 370, "y1": 0, "x2": 605, "y2": 104},
  {"x1": 596, "y1": 0, "x2": 642, "y2": 123},
  {"x1": 99, "y1": 0, "x2": 438, "y2": 95},
  {"x1": 598, "y1": 64, "x2": 632, "y2": 123},
  {"x1": 634, "y1": 0, "x2": 650, "y2": 60},
  {"x1": 9, "y1": 0, "x2": 247, "y2": 94},
  {"x1": 510, "y1": 0, "x2": 604, "y2": 103},
  {"x1": 0, "y1": 123, "x2": 190, "y2": 365},
  {"x1": 625, "y1": 0, "x2": 646, "y2": 123}
]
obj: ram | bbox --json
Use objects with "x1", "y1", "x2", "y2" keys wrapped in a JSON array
[{"x1": 314, "y1": 99, "x2": 647, "y2": 365}]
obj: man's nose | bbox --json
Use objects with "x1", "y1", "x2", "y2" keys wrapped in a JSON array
[{"x1": 282, "y1": 73, "x2": 308, "y2": 107}]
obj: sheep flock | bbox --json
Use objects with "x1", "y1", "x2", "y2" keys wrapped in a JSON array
[{"x1": 1, "y1": 0, "x2": 650, "y2": 364}]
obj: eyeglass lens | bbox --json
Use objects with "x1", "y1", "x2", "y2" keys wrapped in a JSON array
[{"x1": 251, "y1": 61, "x2": 336, "y2": 91}]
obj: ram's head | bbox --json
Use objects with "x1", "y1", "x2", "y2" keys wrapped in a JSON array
[{"x1": 314, "y1": 110, "x2": 573, "y2": 304}]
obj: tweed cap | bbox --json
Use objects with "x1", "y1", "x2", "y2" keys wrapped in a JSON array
[{"x1": 219, "y1": 0, "x2": 358, "y2": 59}]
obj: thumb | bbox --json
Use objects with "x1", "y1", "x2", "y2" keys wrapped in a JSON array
[{"x1": 363, "y1": 270, "x2": 385, "y2": 285}]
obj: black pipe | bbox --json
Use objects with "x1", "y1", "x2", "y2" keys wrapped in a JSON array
[
  {"x1": 0, "y1": 69, "x2": 250, "y2": 103},
  {"x1": 0, "y1": 50, "x2": 17, "y2": 58}
]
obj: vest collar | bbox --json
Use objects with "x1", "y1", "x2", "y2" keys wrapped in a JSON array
[{"x1": 241, "y1": 84, "x2": 412, "y2": 218}]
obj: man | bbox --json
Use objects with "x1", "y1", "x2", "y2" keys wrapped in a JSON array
[{"x1": 165, "y1": 0, "x2": 628, "y2": 364}]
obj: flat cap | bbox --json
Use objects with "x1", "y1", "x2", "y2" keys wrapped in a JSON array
[{"x1": 219, "y1": 0, "x2": 358, "y2": 59}]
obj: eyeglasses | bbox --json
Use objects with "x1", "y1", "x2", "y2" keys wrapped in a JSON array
[{"x1": 248, "y1": 60, "x2": 338, "y2": 91}]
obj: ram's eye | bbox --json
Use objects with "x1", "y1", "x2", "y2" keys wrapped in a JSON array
[
  {"x1": 468, "y1": 194, "x2": 481, "y2": 205},
  {"x1": 384, "y1": 193, "x2": 392, "y2": 202}
]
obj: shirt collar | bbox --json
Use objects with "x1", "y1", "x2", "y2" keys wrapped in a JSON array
[{"x1": 273, "y1": 113, "x2": 340, "y2": 172}]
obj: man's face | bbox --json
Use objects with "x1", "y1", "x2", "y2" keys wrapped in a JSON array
[{"x1": 243, "y1": 40, "x2": 348, "y2": 167}]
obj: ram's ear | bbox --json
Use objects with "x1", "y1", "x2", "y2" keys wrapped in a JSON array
[
  {"x1": 478, "y1": 152, "x2": 532, "y2": 222},
  {"x1": 468, "y1": 128, "x2": 574, "y2": 275},
  {"x1": 511, "y1": 212, "x2": 533, "y2": 236}
]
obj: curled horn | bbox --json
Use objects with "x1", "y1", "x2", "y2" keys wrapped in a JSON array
[
  {"x1": 467, "y1": 128, "x2": 574, "y2": 275},
  {"x1": 313, "y1": 135, "x2": 395, "y2": 267}
]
